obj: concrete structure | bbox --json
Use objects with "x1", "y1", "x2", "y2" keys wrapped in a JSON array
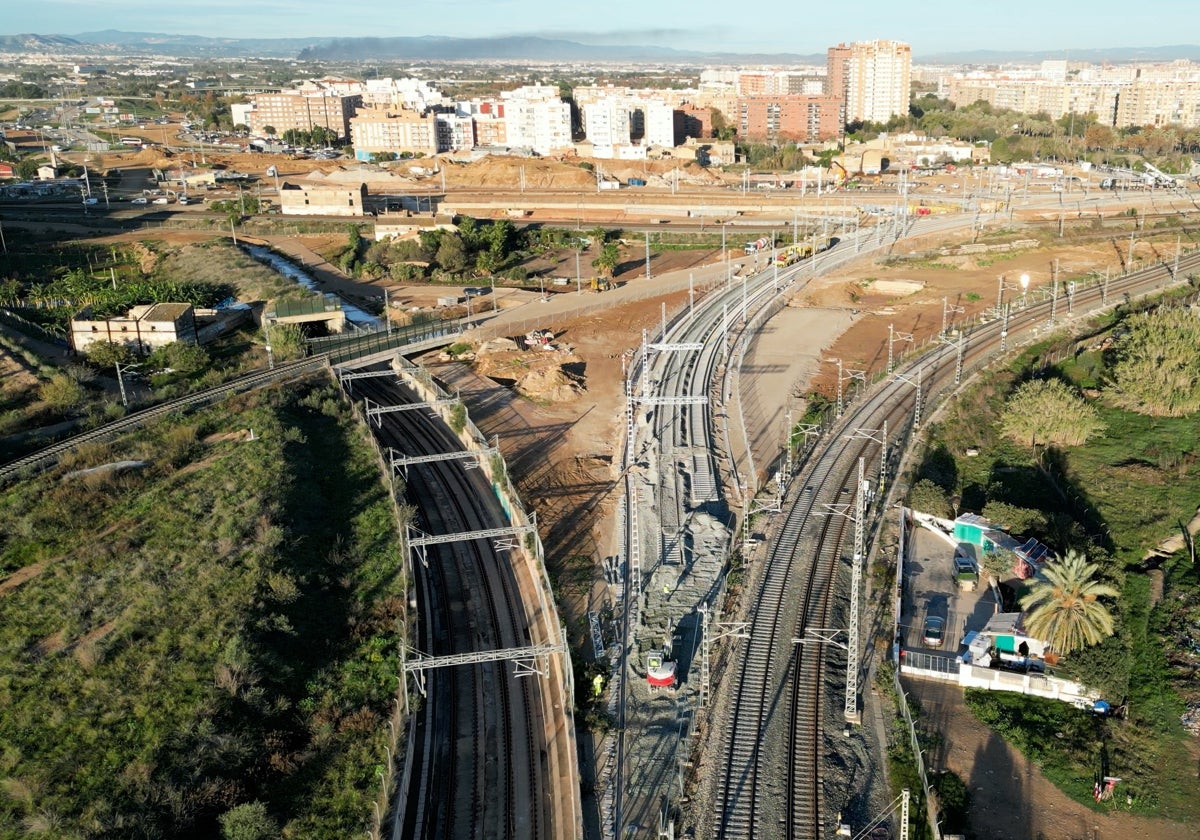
[
  {"x1": 843, "y1": 39, "x2": 912, "y2": 123},
  {"x1": 734, "y1": 94, "x2": 843, "y2": 142},
  {"x1": 278, "y1": 181, "x2": 367, "y2": 217},
  {"x1": 247, "y1": 89, "x2": 363, "y2": 141},
  {"x1": 71, "y1": 303, "x2": 198, "y2": 355},
  {"x1": 265, "y1": 294, "x2": 347, "y2": 334}
]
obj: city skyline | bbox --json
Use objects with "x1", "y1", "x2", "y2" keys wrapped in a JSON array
[{"x1": 4, "y1": 0, "x2": 1198, "y2": 57}]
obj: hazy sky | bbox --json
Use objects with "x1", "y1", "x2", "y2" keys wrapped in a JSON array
[{"x1": 6, "y1": 0, "x2": 1197, "y2": 56}]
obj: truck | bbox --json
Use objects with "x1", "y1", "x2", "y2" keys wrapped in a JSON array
[
  {"x1": 744, "y1": 237, "x2": 771, "y2": 254},
  {"x1": 627, "y1": 178, "x2": 646, "y2": 187}
]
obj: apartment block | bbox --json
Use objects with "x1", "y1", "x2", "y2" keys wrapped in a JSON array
[
  {"x1": 500, "y1": 85, "x2": 572, "y2": 155},
  {"x1": 248, "y1": 90, "x2": 363, "y2": 140},
  {"x1": 1116, "y1": 79, "x2": 1200, "y2": 128},
  {"x1": 350, "y1": 105, "x2": 440, "y2": 159},
  {"x1": 735, "y1": 94, "x2": 843, "y2": 142},
  {"x1": 844, "y1": 40, "x2": 912, "y2": 123}
]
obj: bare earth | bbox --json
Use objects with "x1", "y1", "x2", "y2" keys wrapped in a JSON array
[{"x1": 906, "y1": 678, "x2": 1200, "y2": 840}]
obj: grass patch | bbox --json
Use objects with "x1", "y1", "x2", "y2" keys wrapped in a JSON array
[{"x1": 0, "y1": 375, "x2": 404, "y2": 838}]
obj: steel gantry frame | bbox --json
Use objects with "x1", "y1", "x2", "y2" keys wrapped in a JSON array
[
  {"x1": 386, "y1": 444, "x2": 497, "y2": 479},
  {"x1": 887, "y1": 323, "x2": 914, "y2": 376},
  {"x1": 400, "y1": 640, "x2": 567, "y2": 711},
  {"x1": 405, "y1": 520, "x2": 537, "y2": 566},
  {"x1": 696, "y1": 602, "x2": 748, "y2": 709},
  {"x1": 892, "y1": 366, "x2": 924, "y2": 430},
  {"x1": 815, "y1": 457, "x2": 868, "y2": 723},
  {"x1": 364, "y1": 395, "x2": 459, "y2": 427},
  {"x1": 335, "y1": 367, "x2": 398, "y2": 394}
]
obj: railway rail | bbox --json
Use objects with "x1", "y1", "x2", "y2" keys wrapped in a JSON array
[
  {"x1": 0, "y1": 356, "x2": 323, "y2": 485},
  {"x1": 709, "y1": 232, "x2": 1200, "y2": 839},
  {"x1": 350, "y1": 374, "x2": 552, "y2": 840}
]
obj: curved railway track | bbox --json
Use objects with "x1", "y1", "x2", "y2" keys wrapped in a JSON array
[
  {"x1": 710, "y1": 237, "x2": 1200, "y2": 839},
  {"x1": 0, "y1": 357, "x2": 323, "y2": 485},
  {"x1": 350, "y1": 374, "x2": 551, "y2": 840}
]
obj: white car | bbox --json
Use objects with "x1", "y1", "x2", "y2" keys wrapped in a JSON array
[
  {"x1": 131, "y1": 197, "x2": 148, "y2": 205},
  {"x1": 152, "y1": 197, "x2": 169, "y2": 205}
]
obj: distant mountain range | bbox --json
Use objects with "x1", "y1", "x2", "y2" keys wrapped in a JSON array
[
  {"x1": 1, "y1": 30, "x2": 1199, "y2": 65},
  {"x1": 920, "y1": 44, "x2": 1200, "y2": 64}
]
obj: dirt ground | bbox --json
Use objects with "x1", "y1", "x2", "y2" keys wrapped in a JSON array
[{"x1": 905, "y1": 678, "x2": 1200, "y2": 840}]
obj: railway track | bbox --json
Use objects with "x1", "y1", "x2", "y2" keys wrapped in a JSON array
[
  {"x1": 0, "y1": 356, "x2": 324, "y2": 485},
  {"x1": 709, "y1": 233, "x2": 1200, "y2": 839},
  {"x1": 349, "y1": 374, "x2": 551, "y2": 840}
]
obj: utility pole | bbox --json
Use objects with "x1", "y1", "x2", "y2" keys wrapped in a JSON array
[
  {"x1": 941, "y1": 297, "x2": 964, "y2": 338},
  {"x1": 887, "y1": 323, "x2": 913, "y2": 375},
  {"x1": 644, "y1": 232, "x2": 651, "y2": 281},
  {"x1": 264, "y1": 321, "x2": 274, "y2": 370},
  {"x1": 384, "y1": 288, "x2": 392, "y2": 335},
  {"x1": 115, "y1": 361, "x2": 139, "y2": 406}
]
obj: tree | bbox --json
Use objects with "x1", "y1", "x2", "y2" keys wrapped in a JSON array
[
  {"x1": 262, "y1": 125, "x2": 276, "y2": 137},
  {"x1": 1018, "y1": 549, "x2": 1118, "y2": 656},
  {"x1": 906, "y1": 478, "x2": 952, "y2": 519},
  {"x1": 592, "y1": 242, "x2": 620, "y2": 278},
  {"x1": 999, "y1": 378, "x2": 1105, "y2": 450},
  {"x1": 219, "y1": 801, "x2": 278, "y2": 840},
  {"x1": 980, "y1": 501, "x2": 1046, "y2": 537},
  {"x1": 1106, "y1": 307, "x2": 1200, "y2": 417},
  {"x1": 16, "y1": 158, "x2": 39, "y2": 180},
  {"x1": 85, "y1": 340, "x2": 132, "y2": 368},
  {"x1": 435, "y1": 233, "x2": 468, "y2": 273}
]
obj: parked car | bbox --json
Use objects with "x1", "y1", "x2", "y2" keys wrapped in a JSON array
[
  {"x1": 131, "y1": 197, "x2": 148, "y2": 205},
  {"x1": 922, "y1": 615, "x2": 946, "y2": 648},
  {"x1": 152, "y1": 197, "x2": 169, "y2": 205},
  {"x1": 953, "y1": 555, "x2": 979, "y2": 591}
]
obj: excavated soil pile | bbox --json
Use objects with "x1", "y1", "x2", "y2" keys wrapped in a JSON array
[{"x1": 468, "y1": 338, "x2": 586, "y2": 403}]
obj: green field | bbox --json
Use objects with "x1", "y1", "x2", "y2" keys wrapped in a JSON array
[{"x1": 0, "y1": 376, "x2": 405, "y2": 838}]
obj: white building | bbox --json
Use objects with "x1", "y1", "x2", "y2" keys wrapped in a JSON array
[
  {"x1": 847, "y1": 40, "x2": 912, "y2": 124},
  {"x1": 501, "y1": 85, "x2": 572, "y2": 155}
]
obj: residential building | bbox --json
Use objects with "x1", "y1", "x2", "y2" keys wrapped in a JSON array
[
  {"x1": 350, "y1": 105, "x2": 440, "y2": 159},
  {"x1": 71, "y1": 303, "x2": 198, "y2": 355},
  {"x1": 843, "y1": 39, "x2": 912, "y2": 123},
  {"x1": 247, "y1": 89, "x2": 363, "y2": 140},
  {"x1": 1116, "y1": 79, "x2": 1200, "y2": 128},
  {"x1": 734, "y1": 94, "x2": 842, "y2": 143},
  {"x1": 676, "y1": 104, "x2": 713, "y2": 140},
  {"x1": 500, "y1": 85, "x2": 572, "y2": 155}
]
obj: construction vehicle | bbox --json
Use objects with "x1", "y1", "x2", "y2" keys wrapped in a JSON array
[{"x1": 743, "y1": 236, "x2": 771, "y2": 254}]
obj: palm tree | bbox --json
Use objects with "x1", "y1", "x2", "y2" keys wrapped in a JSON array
[{"x1": 1018, "y1": 549, "x2": 1118, "y2": 656}]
